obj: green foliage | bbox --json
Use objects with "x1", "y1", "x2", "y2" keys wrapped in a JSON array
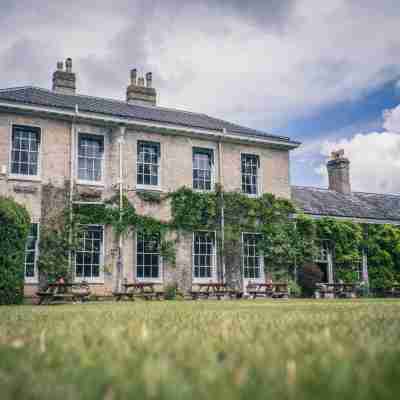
[
  {"x1": 136, "y1": 190, "x2": 163, "y2": 204},
  {"x1": 0, "y1": 197, "x2": 30, "y2": 304},
  {"x1": 170, "y1": 187, "x2": 218, "y2": 231},
  {"x1": 164, "y1": 283, "x2": 178, "y2": 300}
]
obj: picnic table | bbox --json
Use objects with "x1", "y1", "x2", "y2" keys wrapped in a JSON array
[
  {"x1": 246, "y1": 282, "x2": 289, "y2": 298},
  {"x1": 113, "y1": 281, "x2": 165, "y2": 301},
  {"x1": 385, "y1": 285, "x2": 400, "y2": 298},
  {"x1": 190, "y1": 282, "x2": 239, "y2": 300},
  {"x1": 316, "y1": 282, "x2": 358, "y2": 298},
  {"x1": 36, "y1": 282, "x2": 91, "y2": 305}
]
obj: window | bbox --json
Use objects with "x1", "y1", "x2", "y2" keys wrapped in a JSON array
[
  {"x1": 25, "y1": 223, "x2": 39, "y2": 281},
  {"x1": 193, "y1": 231, "x2": 216, "y2": 280},
  {"x1": 78, "y1": 134, "x2": 104, "y2": 182},
  {"x1": 11, "y1": 125, "x2": 40, "y2": 176},
  {"x1": 75, "y1": 225, "x2": 103, "y2": 280},
  {"x1": 136, "y1": 231, "x2": 161, "y2": 280},
  {"x1": 242, "y1": 233, "x2": 263, "y2": 279},
  {"x1": 193, "y1": 148, "x2": 214, "y2": 191},
  {"x1": 241, "y1": 153, "x2": 260, "y2": 195},
  {"x1": 137, "y1": 141, "x2": 160, "y2": 186}
]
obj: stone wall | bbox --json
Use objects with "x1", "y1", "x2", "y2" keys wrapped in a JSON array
[{"x1": 0, "y1": 111, "x2": 292, "y2": 297}]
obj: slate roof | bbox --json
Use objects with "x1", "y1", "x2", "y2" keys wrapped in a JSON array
[
  {"x1": 291, "y1": 186, "x2": 400, "y2": 223},
  {"x1": 0, "y1": 86, "x2": 297, "y2": 144}
]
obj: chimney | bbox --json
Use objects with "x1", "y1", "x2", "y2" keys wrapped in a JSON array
[
  {"x1": 126, "y1": 69, "x2": 157, "y2": 106},
  {"x1": 52, "y1": 58, "x2": 76, "y2": 95},
  {"x1": 327, "y1": 149, "x2": 351, "y2": 194}
]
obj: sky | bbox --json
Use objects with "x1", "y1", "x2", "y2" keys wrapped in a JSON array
[{"x1": 1, "y1": 0, "x2": 400, "y2": 194}]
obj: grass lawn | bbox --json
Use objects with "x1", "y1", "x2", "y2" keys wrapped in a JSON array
[{"x1": 1, "y1": 299, "x2": 400, "y2": 400}]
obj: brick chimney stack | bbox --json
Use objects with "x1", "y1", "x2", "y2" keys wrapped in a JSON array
[
  {"x1": 327, "y1": 149, "x2": 351, "y2": 194},
  {"x1": 52, "y1": 58, "x2": 76, "y2": 95},
  {"x1": 126, "y1": 68, "x2": 157, "y2": 106}
]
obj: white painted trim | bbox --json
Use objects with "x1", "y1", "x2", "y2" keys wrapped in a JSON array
[
  {"x1": 134, "y1": 231, "x2": 163, "y2": 283},
  {"x1": 136, "y1": 139, "x2": 162, "y2": 190},
  {"x1": 240, "y1": 151, "x2": 262, "y2": 197},
  {"x1": 8, "y1": 122, "x2": 42, "y2": 180},
  {"x1": 24, "y1": 222, "x2": 40, "y2": 284},
  {"x1": 74, "y1": 224, "x2": 105, "y2": 284},
  {"x1": 0, "y1": 100, "x2": 300, "y2": 149},
  {"x1": 192, "y1": 146, "x2": 215, "y2": 192},
  {"x1": 192, "y1": 230, "x2": 218, "y2": 283},
  {"x1": 241, "y1": 232, "x2": 265, "y2": 291},
  {"x1": 75, "y1": 130, "x2": 106, "y2": 185}
]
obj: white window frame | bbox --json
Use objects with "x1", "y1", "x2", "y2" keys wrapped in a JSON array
[
  {"x1": 136, "y1": 140, "x2": 162, "y2": 191},
  {"x1": 74, "y1": 224, "x2": 105, "y2": 283},
  {"x1": 192, "y1": 230, "x2": 217, "y2": 283},
  {"x1": 135, "y1": 231, "x2": 163, "y2": 283},
  {"x1": 240, "y1": 152, "x2": 262, "y2": 197},
  {"x1": 24, "y1": 222, "x2": 40, "y2": 284},
  {"x1": 8, "y1": 123, "x2": 42, "y2": 181},
  {"x1": 192, "y1": 147, "x2": 215, "y2": 192},
  {"x1": 76, "y1": 132, "x2": 105, "y2": 186},
  {"x1": 241, "y1": 232, "x2": 265, "y2": 284}
]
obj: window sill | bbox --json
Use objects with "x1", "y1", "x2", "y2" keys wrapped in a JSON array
[
  {"x1": 24, "y1": 279, "x2": 39, "y2": 285},
  {"x1": 76, "y1": 180, "x2": 105, "y2": 187},
  {"x1": 192, "y1": 278, "x2": 218, "y2": 284},
  {"x1": 193, "y1": 188, "x2": 214, "y2": 193},
  {"x1": 136, "y1": 277, "x2": 163, "y2": 283},
  {"x1": 74, "y1": 278, "x2": 104, "y2": 284},
  {"x1": 136, "y1": 185, "x2": 163, "y2": 192},
  {"x1": 8, "y1": 174, "x2": 41, "y2": 183}
]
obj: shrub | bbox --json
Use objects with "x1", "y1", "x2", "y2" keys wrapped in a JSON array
[
  {"x1": 0, "y1": 197, "x2": 30, "y2": 304},
  {"x1": 164, "y1": 283, "x2": 178, "y2": 300},
  {"x1": 298, "y1": 263, "x2": 323, "y2": 297}
]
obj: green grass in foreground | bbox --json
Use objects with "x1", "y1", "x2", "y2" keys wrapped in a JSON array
[{"x1": 0, "y1": 299, "x2": 400, "y2": 400}]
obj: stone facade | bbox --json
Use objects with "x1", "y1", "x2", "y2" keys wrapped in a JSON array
[{"x1": 0, "y1": 110, "x2": 292, "y2": 298}]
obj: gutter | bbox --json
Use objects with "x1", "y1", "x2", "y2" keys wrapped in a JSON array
[{"x1": 0, "y1": 100, "x2": 301, "y2": 150}]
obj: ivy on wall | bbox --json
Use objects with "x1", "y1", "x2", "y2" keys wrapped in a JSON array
[{"x1": 35, "y1": 183, "x2": 400, "y2": 291}]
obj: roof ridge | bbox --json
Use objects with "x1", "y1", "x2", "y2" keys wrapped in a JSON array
[
  {"x1": 15, "y1": 86, "x2": 230, "y2": 119},
  {"x1": 292, "y1": 185, "x2": 400, "y2": 197}
]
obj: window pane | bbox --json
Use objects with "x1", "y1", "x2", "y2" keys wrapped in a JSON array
[
  {"x1": 78, "y1": 134, "x2": 104, "y2": 181},
  {"x1": 137, "y1": 142, "x2": 160, "y2": 186},
  {"x1": 12, "y1": 126, "x2": 40, "y2": 177},
  {"x1": 241, "y1": 154, "x2": 259, "y2": 195},
  {"x1": 24, "y1": 223, "x2": 38, "y2": 279},
  {"x1": 75, "y1": 225, "x2": 103, "y2": 280},
  {"x1": 193, "y1": 148, "x2": 213, "y2": 191},
  {"x1": 193, "y1": 231, "x2": 215, "y2": 279},
  {"x1": 136, "y1": 231, "x2": 160, "y2": 279}
]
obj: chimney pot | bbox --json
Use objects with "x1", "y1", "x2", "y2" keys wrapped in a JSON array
[
  {"x1": 52, "y1": 57, "x2": 76, "y2": 95},
  {"x1": 145, "y1": 72, "x2": 152, "y2": 88},
  {"x1": 131, "y1": 68, "x2": 137, "y2": 85},
  {"x1": 126, "y1": 68, "x2": 157, "y2": 106},
  {"x1": 327, "y1": 149, "x2": 351, "y2": 194},
  {"x1": 65, "y1": 58, "x2": 72, "y2": 73}
]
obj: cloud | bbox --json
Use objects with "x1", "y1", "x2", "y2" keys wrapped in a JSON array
[
  {"x1": 1, "y1": 0, "x2": 400, "y2": 131},
  {"x1": 315, "y1": 106, "x2": 400, "y2": 194}
]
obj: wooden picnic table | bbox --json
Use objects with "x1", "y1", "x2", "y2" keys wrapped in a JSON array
[
  {"x1": 316, "y1": 282, "x2": 358, "y2": 298},
  {"x1": 246, "y1": 282, "x2": 289, "y2": 298},
  {"x1": 114, "y1": 281, "x2": 164, "y2": 301},
  {"x1": 385, "y1": 284, "x2": 400, "y2": 298},
  {"x1": 190, "y1": 282, "x2": 239, "y2": 300},
  {"x1": 36, "y1": 282, "x2": 91, "y2": 305}
]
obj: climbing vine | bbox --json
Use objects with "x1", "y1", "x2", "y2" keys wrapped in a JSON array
[{"x1": 36, "y1": 183, "x2": 400, "y2": 292}]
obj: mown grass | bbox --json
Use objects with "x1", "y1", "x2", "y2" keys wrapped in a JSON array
[{"x1": 0, "y1": 299, "x2": 399, "y2": 400}]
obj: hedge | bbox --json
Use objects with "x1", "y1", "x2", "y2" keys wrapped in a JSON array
[{"x1": 0, "y1": 197, "x2": 30, "y2": 305}]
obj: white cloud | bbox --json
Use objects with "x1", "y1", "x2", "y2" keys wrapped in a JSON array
[
  {"x1": 316, "y1": 106, "x2": 400, "y2": 194},
  {"x1": 1, "y1": 0, "x2": 400, "y2": 130}
]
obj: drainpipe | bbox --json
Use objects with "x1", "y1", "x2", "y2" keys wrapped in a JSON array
[
  {"x1": 218, "y1": 133, "x2": 226, "y2": 284},
  {"x1": 116, "y1": 125, "x2": 126, "y2": 292},
  {"x1": 327, "y1": 248, "x2": 334, "y2": 284},
  {"x1": 68, "y1": 105, "x2": 78, "y2": 280}
]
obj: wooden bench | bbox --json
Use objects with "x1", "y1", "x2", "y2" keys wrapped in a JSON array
[
  {"x1": 246, "y1": 282, "x2": 289, "y2": 299},
  {"x1": 113, "y1": 282, "x2": 165, "y2": 301},
  {"x1": 37, "y1": 282, "x2": 91, "y2": 305},
  {"x1": 190, "y1": 283, "x2": 238, "y2": 300}
]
